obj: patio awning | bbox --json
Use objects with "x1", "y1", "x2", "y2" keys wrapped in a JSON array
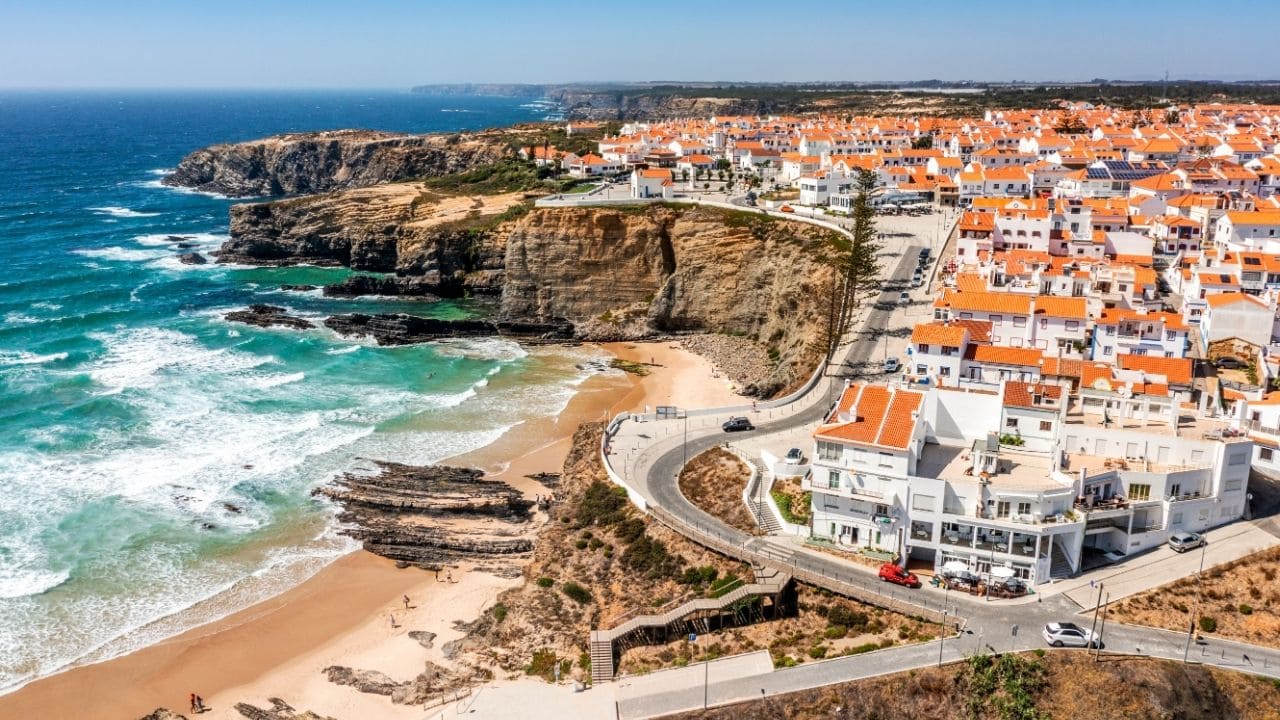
[{"x1": 942, "y1": 560, "x2": 971, "y2": 574}]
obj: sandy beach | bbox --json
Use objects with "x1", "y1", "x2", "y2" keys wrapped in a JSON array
[{"x1": 0, "y1": 340, "x2": 741, "y2": 720}]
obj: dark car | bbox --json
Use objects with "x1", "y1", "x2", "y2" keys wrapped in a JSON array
[
  {"x1": 722, "y1": 416, "x2": 754, "y2": 432},
  {"x1": 878, "y1": 563, "x2": 921, "y2": 588},
  {"x1": 918, "y1": 247, "x2": 931, "y2": 259},
  {"x1": 1214, "y1": 357, "x2": 1246, "y2": 370}
]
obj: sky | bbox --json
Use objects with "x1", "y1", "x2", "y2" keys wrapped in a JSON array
[{"x1": 2, "y1": 0, "x2": 1278, "y2": 89}]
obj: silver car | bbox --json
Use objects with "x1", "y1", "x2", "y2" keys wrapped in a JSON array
[
  {"x1": 1042, "y1": 622, "x2": 1099, "y2": 648},
  {"x1": 1168, "y1": 532, "x2": 1205, "y2": 553}
]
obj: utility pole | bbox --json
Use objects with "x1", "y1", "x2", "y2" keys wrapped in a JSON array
[
  {"x1": 1088, "y1": 582, "x2": 1105, "y2": 648},
  {"x1": 1183, "y1": 614, "x2": 1196, "y2": 663},
  {"x1": 1094, "y1": 592, "x2": 1109, "y2": 660}
]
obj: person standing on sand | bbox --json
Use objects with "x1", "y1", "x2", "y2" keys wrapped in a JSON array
[
  {"x1": 446, "y1": 569, "x2": 453, "y2": 583},
  {"x1": 389, "y1": 612, "x2": 397, "y2": 629},
  {"x1": 402, "y1": 594, "x2": 410, "y2": 610},
  {"x1": 190, "y1": 693, "x2": 199, "y2": 713},
  {"x1": 196, "y1": 695, "x2": 207, "y2": 713}
]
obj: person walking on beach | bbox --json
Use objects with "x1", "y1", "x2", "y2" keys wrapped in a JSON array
[
  {"x1": 446, "y1": 569, "x2": 454, "y2": 583},
  {"x1": 190, "y1": 693, "x2": 199, "y2": 713},
  {"x1": 389, "y1": 612, "x2": 397, "y2": 629},
  {"x1": 195, "y1": 695, "x2": 207, "y2": 713},
  {"x1": 402, "y1": 594, "x2": 410, "y2": 611}
]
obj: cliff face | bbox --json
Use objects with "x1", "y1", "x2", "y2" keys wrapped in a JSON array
[
  {"x1": 222, "y1": 195, "x2": 837, "y2": 394},
  {"x1": 222, "y1": 185, "x2": 517, "y2": 297},
  {"x1": 503, "y1": 206, "x2": 835, "y2": 392},
  {"x1": 164, "y1": 129, "x2": 514, "y2": 197},
  {"x1": 547, "y1": 90, "x2": 770, "y2": 121}
]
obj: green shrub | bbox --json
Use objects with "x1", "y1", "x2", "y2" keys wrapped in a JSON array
[
  {"x1": 535, "y1": 577, "x2": 554, "y2": 588},
  {"x1": 680, "y1": 565, "x2": 719, "y2": 586},
  {"x1": 578, "y1": 651, "x2": 591, "y2": 672},
  {"x1": 525, "y1": 648, "x2": 559, "y2": 680},
  {"x1": 621, "y1": 534, "x2": 682, "y2": 579},
  {"x1": 1240, "y1": 604, "x2": 1254, "y2": 615},
  {"x1": 847, "y1": 642, "x2": 881, "y2": 655},
  {"x1": 492, "y1": 603, "x2": 507, "y2": 623},
  {"x1": 823, "y1": 625, "x2": 848, "y2": 639},
  {"x1": 613, "y1": 517, "x2": 646, "y2": 545},
  {"x1": 1199, "y1": 615, "x2": 1218, "y2": 633},
  {"x1": 575, "y1": 539, "x2": 589, "y2": 550},
  {"x1": 828, "y1": 606, "x2": 869, "y2": 631},
  {"x1": 773, "y1": 654, "x2": 798, "y2": 668},
  {"x1": 808, "y1": 645, "x2": 828, "y2": 659},
  {"x1": 562, "y1": 582, "x2": 592, "y2": 604},
  {"x1": 576, "y1": 481, "x2": 629, "y2": 528}
]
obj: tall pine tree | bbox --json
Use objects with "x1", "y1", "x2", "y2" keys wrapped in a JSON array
[{"x1": 828, "y1": 169, "x2": 882, "y2": 358}]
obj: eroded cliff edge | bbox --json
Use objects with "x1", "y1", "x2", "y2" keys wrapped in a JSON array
[
  {"x1": 163, "y1": 129, "x2": 518, "y2": 197},
  {"x1": 223, "y1": 189, "x2": 839, "y2": 395}
]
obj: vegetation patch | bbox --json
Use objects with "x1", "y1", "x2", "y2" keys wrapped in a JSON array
[{"x1": 677, "y1": 447, "x2": 759, "y2": 535}]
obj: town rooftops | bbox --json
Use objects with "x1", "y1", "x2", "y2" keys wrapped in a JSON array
[
  {"x1": 1205, "y1": 291, "x2": 1270, "y2": 309},
  {"x1": 815, "y1": 383, "x2": 923, "y2": 450},
  {"x1": 911, "y1": 322, "x2": 968, "y2": 348},
  {"x1": 1116, "y1": 354, "x2": 1193, "y2": 386},
  {"x1": 1002, "y1": 381, "x2": 1063, "y2": 410}
]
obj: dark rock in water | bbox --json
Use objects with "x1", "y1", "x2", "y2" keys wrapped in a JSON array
[
  {"x1": 323, "y1": 313, "x2": 573, "y2": 346},
  {"x1": 173, "y1": 242, "x2": 196, "y2": 249},
  {"x1": 164, "y1": 235, "x2": 194, "y2": 243},
  {"x1": 322, "y1": 274, "x2": 440, "y2": 300},
  {"x1": 525, "y1": 471, "x2": 561, "y2": 486},
  {"x1": 279, "y1": 284, "x2": 319, "y2": 292},
  {"x1": 222, "y1": 502, "x2": 242, "y2": 514},
  {"x1": 178, "y1": 252, "x2": 208, "y2": 265},
  {"x1": 314, "y1": 462, "x2": 535, "y2": 568},
  {"x1": 225, "y1": 304, "x2": 315, "y2": 331}
]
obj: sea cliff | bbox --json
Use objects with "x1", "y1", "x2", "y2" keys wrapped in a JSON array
[
  {"x1": 163, "y1": 129, "x2": 516, "y2": 197},
  {"x1": 222, "y1": 191, "x2": 839, "y2": 396}
]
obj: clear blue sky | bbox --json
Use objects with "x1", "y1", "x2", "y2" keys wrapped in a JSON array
[{"x1": 2, "y1": 0, "x2": 1277, "y2": 88}]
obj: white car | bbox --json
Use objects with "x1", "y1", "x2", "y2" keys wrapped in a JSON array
[
  {"x1": 1042, "y1": 622, "x2": 1099, "y2": 648},
  {"x1": 898, "y1": 291, "x2": 911, "y2": 305},
  {"x1": 883, "y1": 357, "x2": 900, "y2": 373}
]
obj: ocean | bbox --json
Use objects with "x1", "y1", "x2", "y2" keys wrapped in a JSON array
[{"x1": 0, "y1": 90, "x2": 592, "y2": 692}]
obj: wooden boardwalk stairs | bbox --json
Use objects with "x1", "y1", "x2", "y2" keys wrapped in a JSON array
[{"x1": 589, "y1": 565, "x2": 791, "y2": 684}]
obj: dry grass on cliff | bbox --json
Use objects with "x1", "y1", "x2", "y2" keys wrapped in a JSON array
[
  {"x1": 669, "y1": 652, "x2": 1280, "y2": 720},
  {"x1": 1110, "y1": 545, "x2": 1280, "y2": 647},
  {"x1": 678, "y1": 447, "x2": 760, "y2": 536}
]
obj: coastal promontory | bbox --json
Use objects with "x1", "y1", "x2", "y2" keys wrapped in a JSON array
[{"x1": 163, "y1": 129, "x2": 516, "y2": 197}]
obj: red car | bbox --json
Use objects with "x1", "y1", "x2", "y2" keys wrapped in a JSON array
[{"x1": 878, "y1": 563, "x2": 921, "y2": 588}]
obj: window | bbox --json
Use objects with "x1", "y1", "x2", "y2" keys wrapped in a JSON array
[
  {"x1": 918, "y1": 343, "x2": 928, "y2": 354},
  {"x1": 1039, "y1": 318, "x2": 1048, "y2": 329},
  {"x1": 828, "y1": 470, "x2": 841, "y2": 489},
  {"x1": 916, "y1": 364, "x2": 927, "y2": 375},
  {"x1": 878, "y1": 452, "x2": 894, "y2": 468},
  {"x1": 1040, "y1": 420, "x2": 1053, "y2": 432},
  {"x1": 1006, "y1": 417, "x2": 1018, "y2": 428},
  {"x1": 1066, "y1": 320, "x2": 1080, "y2": 330},
  {"x1": 1014, "y1": 316, "x2": 1026, "y2": 327},
  {"x1": 912, "y1": 494, "x2": 936, "y2": 512},
  {"x1": 940, "y1": 366, "x2": 951, "y2": 377},
  {"x1": 1129, "y1": 483, "x2": 1152, "y2": 501},
  {"x1": 996, "y1": 501, "x2": 1010, "y2": 518},
  {"x1": 1170, "y1": 483, "x2": 1181, "y2": 498},
  {"x1": 874, "y1": 504, "x2": 890, "y2": 517},
  {"x1": 817, "y1": 441, "x2": 841, "y2": 462},
  {"x1": 1262, "y1": 448, "x2": 1274, "y2": 462},
  {"x1": 991, "y1": 315, "x2": 1003, "y2": 324},
  {"x1": 1017, "y1": 502, "x2": 1031, "y2": 516},
  {"x1": 1103, "y1": 346, "x2": 1113, "y2": 356},
  {"x1": 1225, "y1": 478, "x2": 1244, "y2": 492},
  {"x1": 1171, "y1": 512, "x2": 1183, "y2": 526},
  {"x1": 1229, "y1": 451, "x2": 1248, "y2": 466}
]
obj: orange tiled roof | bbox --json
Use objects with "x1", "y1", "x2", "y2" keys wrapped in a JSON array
[
  {"x1": 1002, "y1": 381, "x2": 1063, "y2": 409},
  {"x1": 970, "y1": 346, "x2": 1044, "y2": 367},
  {"x1": 911, "y1": 323, "x2": 968, "y2": 348},
  {"x1": 816, "y1": 384, "x2": 923, "y2": 450},
  {"x1": 1117, "y1": 354, "x2": 1193, "y2": 385},
  {"x1": 1034, "y1": 296, "x2": 1087, "y2": 320}
]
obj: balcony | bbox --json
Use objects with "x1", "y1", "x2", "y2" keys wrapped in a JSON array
[{"x1": 1168, "y1": 491, "x2": 1205, "y2": 503}]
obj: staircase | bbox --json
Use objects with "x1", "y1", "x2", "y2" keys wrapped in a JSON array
[
  {"x1": 1049, "y1": 542, "x2": 1074, "y2": 581},
  {"x1": 748, "y1": 498, "x2": 783, "y2": 534},
  {"x1": 589, "y1": 565, "x2": 791, "y2": 684}
]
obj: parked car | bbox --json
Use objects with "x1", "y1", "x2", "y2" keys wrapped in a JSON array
[
  {"x1": 1042, "y1": 622, "x2": 1099, "y2": 648},
  {"x1": 1214, "y1": 357, "x2": 1246, "y2": 370},
  {"x1": 898, "y1": 291, "x2": 911, "y2": 305},
  {"x1": 722, "y1": 416, "x2": 754, "y2": 432},
  {"x1": 784, "y1": 447, "x2": 804, "y2": 463},
  {"x1": 883, "y1": 357, "x2": 900, "y2": 373},
  {"x1": 1168, "y1": 532, "x2": 1205, "y2": 553},
  {"x1": 878, "y1": 563, "x2": 921, "y2": 588},
  {"x1": 918, "y1": 247, "x2": 931, "y2": 259},
  {"x1": 779, "y1": 205, "x2": 795, "y2": 213}
]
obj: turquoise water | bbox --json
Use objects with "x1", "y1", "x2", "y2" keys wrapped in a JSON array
[{"x1": 0, "y1": 91, "x2": 594, "y2": 691}]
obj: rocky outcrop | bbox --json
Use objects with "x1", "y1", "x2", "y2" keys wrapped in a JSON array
[
  {"x1": 323, "y1": 313, "x2": 573, "y2": 346},
  {"x1": 501, "y1": 205, "x2": 837, "y2": 395},
  {"x1": 225, "y1": 304, "x2": 315, "y2": 331},
  {"x1": 324, "y1": 661, "x2": 473, "y2": 706},
  {"x1": 177, "y1": 252, "x2": 208, "y2": 265},
  {"x1": 409, "y1": 84, "x2": 784, "y2": 120},
  {"x1": 233, "y1": 698, "x2": 334, "y2": 720},
  {"x1": 314, "y1": 462, "x2": 536, "y2": 569},
  {"x1": 220, "y1": 195, "x2": 836, "y2": 395},
  {"x1": 221, "y1": 185, "x2": 513, "y2": 298},
  {"x1": 320, "y1": 274, "x2": 439, "y2": 299},
  {"x1": 138, "y1": 711, "x2": 187, "y2": 720},
  {"x1": 164, "y1": 129, "x2": 514, "y2": 197}
]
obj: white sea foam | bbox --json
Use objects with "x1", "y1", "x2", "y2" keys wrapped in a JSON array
[
  {"x1": 72, "y1": 246, "x2": 169, "y2": 263},
  {"x1": 244, "y1": 371, "x2": 305, "y2": 390},
  {"x1": 325, "y1": 345, "x2": 361, "y2": 355},
  {"x1": 137, "y1": 178, "x2": 233, "y2": 200},
  {"x1": 3, "y1": 312, "x2": 40, "y2": 326},
  {"x1": 88, "y1": 205, "x2": 161, "y2": 218},
  {"x1": 433, "y1": 337, "x2": 529, "y2": 362},
  {"x1": 0, "y1": 351, "x2": 67, "y2": 367},
  {"x1": 0, "y1": 561, "x2": 69, "y2": 600},
  {"x1": 30, "y1": 302, "x2": 62, "y2": 312},
  {"x1": 134, "y1": 232, "x2": 227, "y2": 248},
  {"x1": 86, "y1": 327, "x2": 273, "y2": 394}
]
